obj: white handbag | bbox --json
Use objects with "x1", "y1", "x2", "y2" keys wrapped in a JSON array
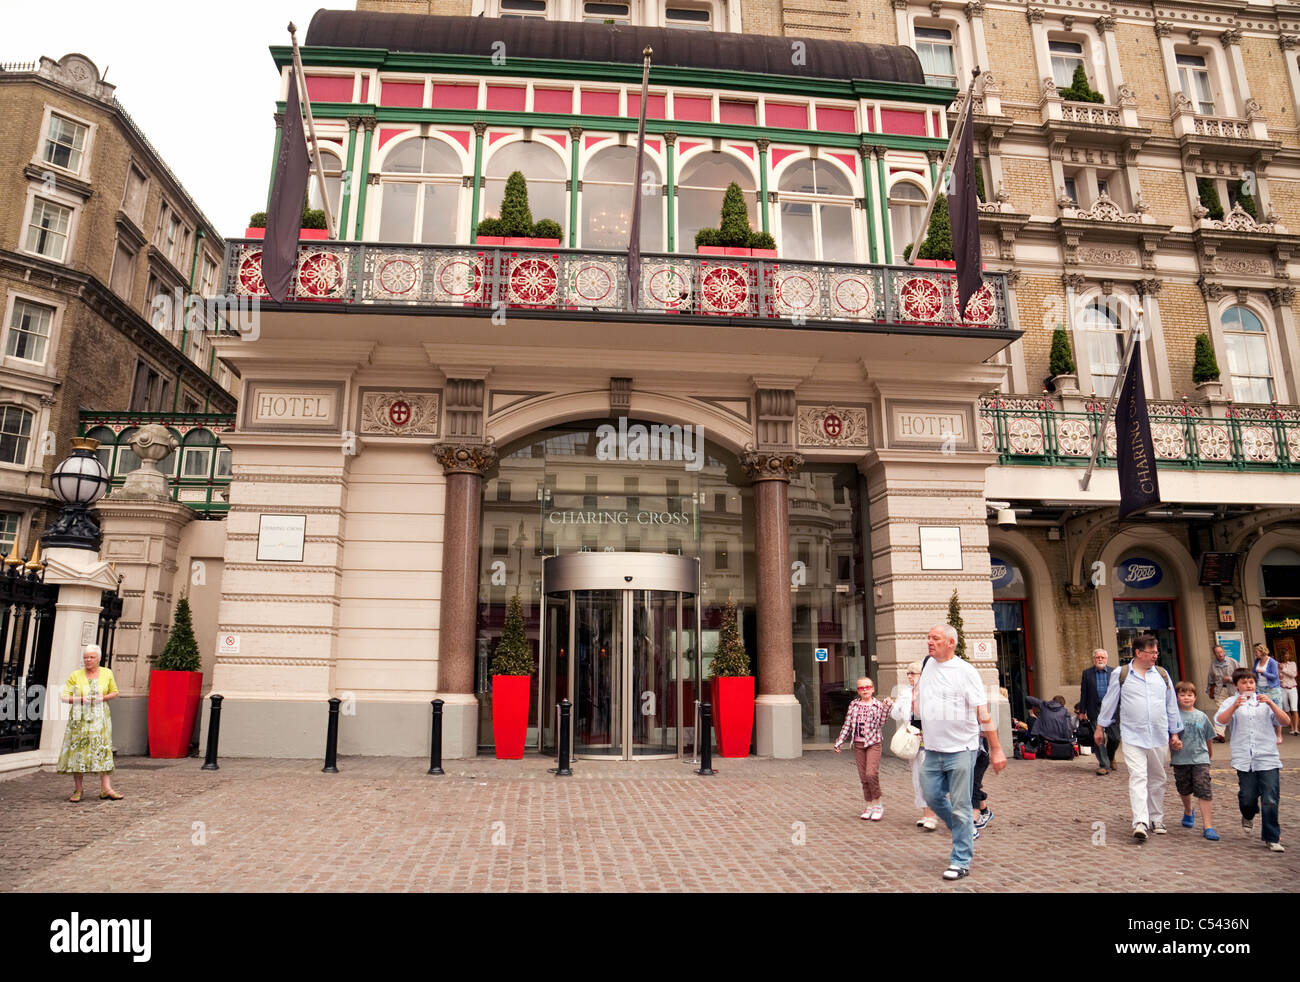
[{"x1": 890, "y1": 723, "x2": 921, "y2": 760}]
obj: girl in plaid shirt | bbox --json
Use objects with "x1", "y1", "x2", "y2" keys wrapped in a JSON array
[{"x1": 834, "y1": 677, "x2": 894, "y2": 821}]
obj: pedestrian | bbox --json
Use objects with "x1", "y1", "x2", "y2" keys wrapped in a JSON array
[
  {"x1": 1205, "y1": 644, "x2": 1238, "y2": 742},
  {"x1": 1171, "y1": 680, "x2": 1218, "y2": 840},
  {"x1": 1024, "y1": 694, "x2": 1074, "y2": 754},
  {"x1": 1215, "y1": 668, "x2": 1290, "y2": 853},
  {"x1": 1094, "y1": 633, "x2": 1183, "y2": 841},
  {"x1": 971, "y1": 734, "x2": 992, "y2": 837},
  {"x1": 891, "y1": 661, "x2": 938, "y2": 830},
  {"x1": 914, "y1": 624, "x2": 1007, "y2": 881},
  {"x1": 1081, "y1": 648, "x2": 1121, "y2": 773},
  {"x1": 1278, "y1": 647, "x2": 1298, "y2": 736},
  {"x1": 1252, "y1": 642, "x2": 1284, "y2": 744},
  {"x1": 57, "y1": 644, "x2": 123, "y2": 802},
  {"x1": 834, "y1": 677, "x2": 893, "y2": 820}
]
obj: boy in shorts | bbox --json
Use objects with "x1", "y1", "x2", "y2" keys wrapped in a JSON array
[{"x1": 1172, "y1": 680, "x2": 1217, "y2": 840}]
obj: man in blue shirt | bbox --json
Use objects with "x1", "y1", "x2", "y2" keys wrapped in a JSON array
[
  {"x1": 1216, "y1": 667, "x2": 1290, "y2": 852},
  {"x1": 1095, "y1": 634, "x2": 1183, "y2": 841},
  {"x1": 1080, "y1": 648, "x2": 1119, "y2": 775}
]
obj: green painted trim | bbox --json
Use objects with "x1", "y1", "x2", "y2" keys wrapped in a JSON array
[
  {"x1": 285, "y1": 102, "x2": 948, "y2": 154},
  {"x1": 876, "y1": 154, "x2": 892, "y2": 263},
  {"x1": 758, "y1": 148, "x2": 770, "y2": 234},
  {"x1": 470, "y1": 126, "x2": 484, "y2": 243},
  {"x1": 928, "y1": 157, "x2": 938, "y2": 186},
  {"x1": 273, "y1": 46, "x2": 954, "y2": 106},
  {"x1": 188, "y1": 229, "x2": 203, "y2": 290},
  {"x1": 353, "y1": 124, "x2": 374, "y2": 240},
  {"x1": 862, "y1": 162, "x2": 878, "y2": 264},
  {"x1": 568, "y1": 135, "x2": 579, "y2": 249},
  {"x1": 665, "y1": 140, "x2": 676, "y2": 253},
  {"x1": 341, "y1": 125, "x2": 359, "y2": 240},
  {"x1": 267, "y1": 123, "x2": 282, "y2": 209}
]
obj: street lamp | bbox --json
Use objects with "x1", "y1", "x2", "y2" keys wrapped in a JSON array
[{"x1": 42, "y1": 438, "x2": 110, "y2": 551}]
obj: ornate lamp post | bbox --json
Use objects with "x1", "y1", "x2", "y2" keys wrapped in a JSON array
[{"x1": 42, "y1": 438, "x2": 111, "y2": 551}]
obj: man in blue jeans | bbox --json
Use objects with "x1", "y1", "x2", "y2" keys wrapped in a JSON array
[{"x1": 915, "y1": 624, "x2": 1007, "y2": 881}]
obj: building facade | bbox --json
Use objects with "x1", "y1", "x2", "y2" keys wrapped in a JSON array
[
  {"x1": 0, "y1": 54, "x2": 238, "y2": 555},
  {"x1": 135, "y1": 0, "x2": 1298, "y2": 759}
]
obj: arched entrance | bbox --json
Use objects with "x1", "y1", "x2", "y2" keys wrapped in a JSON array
[{"x1": 990, "y1": 553, "x2": 1033, "y2": 722}]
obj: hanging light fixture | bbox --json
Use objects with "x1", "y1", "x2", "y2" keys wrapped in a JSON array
[{"x1": 42, "y1": 437, "x2": 110, "y2": 551}]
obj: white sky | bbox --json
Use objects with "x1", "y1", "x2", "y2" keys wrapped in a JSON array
[{"x1": 5, "y1": 0, "x2": 350, "y2": 238}]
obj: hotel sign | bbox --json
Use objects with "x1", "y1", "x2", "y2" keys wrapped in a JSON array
[
  {"x1": 886, "y1": 401, "x2": 975, "y2": 450},
  {"x1": 242, "y1": 381, "x2": 345, "y2": 432}
]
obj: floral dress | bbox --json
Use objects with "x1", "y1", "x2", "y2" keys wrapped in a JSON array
[{"x1": 56, "y1": 668, "x2": 117, "y2": 774}]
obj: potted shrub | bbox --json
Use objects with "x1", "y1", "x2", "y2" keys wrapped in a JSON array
[
  {"x1": 244, "y1": 203, "x2": 330, "y2": 241},
  {"x1": 491, "y1": 595, "x2": 533, "y2": 759},
  {"x1": 477, "y1": 171, "x2": 563, "y2": 248},
  {"x1": 908, "y1": 195, "x2": 955, "y2": 269},
  {"x1": 695, "y1": 182, "x2": 778, "y2": 258},
  {"x1": 147, "y1": 595, "x2": 204, "y2": 759},
  {"x1": 1058, "y1": 64, "x2": 1105, "y2": 104},
  {"x1": 1047, "y1": 325, "x2": 1079, "y2": 393},
  {"x1": 709, "y1": 599, "x2": 754, "y2": 758},
  {"x1": 1193, "y1": 332, "x2": 1223, "y2": 399}
]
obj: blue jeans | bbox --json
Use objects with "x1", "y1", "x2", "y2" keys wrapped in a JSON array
[
  {"x1": 1236, "y1": 768, "x2": 1281, "y2": 845},
  {"x1": 921, "y1": 748, "x2": 977, "y2": 870}
]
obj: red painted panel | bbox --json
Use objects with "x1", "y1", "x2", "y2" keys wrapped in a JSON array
[
  {"x1": 486, "y1": 85, "x2": 527, "y2": 111},
  {"x1": 627, "y1": 93, "x2": 667, "y2": 119},
  {"x1": 880, "y1": 108, "x2": 927, "y2": 136},
  {"x1": 444, "y1": 130, "x2": 471, "y2": 153},
  {"x1": 729, "y1": 144, "x2": 755, "y2": 160},
  {"x1": 585, "y1": 135, "x2": 605, "y2": 150},
  {"x1": 719, "y1": 100, "x2": 758, "y2": 125},
  {"x1": 433, "y1": 83, "x2": 478, "y2": 109},
  {"x1": 674, "y1": 96, "x2": 712, "y2": 122},
  {"x1": 359, "y1": 77, "x2": 369, "y2": 103},
  {"x1": 488, "y1": 131, "x2": 511, "y2": 145},
  {"x1": 765, "y1": 102, "x2": 809, "y2": 129},
  {"x1": 379, "y1": 81, "x2": 424, "y2": 108},
  {"x1": 378, "y1": 127, "x2": 407, "y2": 149},
  {"x1": 770, "y1": 148, "x2": 798, "y2": 167},
  {"x1": 817, "y1": 106, "x2": 856, "y2": 132},
  {"x1": 534, "y1": 87, "x2": 573, "y2": 113},
  {"x1": 540, "y1": 132, "x2": 567, "y2": 150},
  {"x1": 581, "y1": 90, "x2": 620, "y2": 116},
  {"x1": 830, "y1": 152, "x2": 858, "y2": 174},
  {"x1": 305, "y1": 76, "x2": 354, "y2": 103},
  {"x1": 678, "y1": 141, "x2": 702, "y2": 154},
  {"x1": 645, "y1": 139, "x2": 660, "y2": 153}
]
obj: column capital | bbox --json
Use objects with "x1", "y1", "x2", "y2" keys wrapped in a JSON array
[
  {"x1": 1062, "y1": 273, "x2": 1086, "y2": 291},
  {"x1": 1136, "y1": 276, "x2": 1162, "y2": 297},
  {"x1": 1269, "y1": 286, "x2": 1295, "y2": 307},
  {"x1": 740, "y1": 450, "x2": 804, "y2": 483},
  {"x1": 873, "y1": 144, "x2": 889, "y2": 159},
  {"x1": 1153, "y1": 20, "x2": 1172, "y2": 38},
  {"x1": 1025, "y1": 6, "x2": 1044, "y2": 24},
  {"x1": 360, "y1": 115, "x2": 378, "y2": 132},
  {"x1": 568, "y1": 124, "x2": 583, "y2": 139},
  {"x1": 273, "y1": 111, "x2": 285, "y2": 126},
  {"x1": 662, "y1": 130, "x2": 678, "y2": 146},
  {"x1": 1280, "y1": 35, "x2": 1299, "y2": 51},
  {"x1": 755, "y1": 138, "x2": 770, "y2": 153},
  {"x1": 858, "y1": 140, "x2": 874, "y2": 160},
  {"x1": 472, "y1": 120, "x2": 488, "y2": 137},
  {"x1": 1094, "y1": 14, "x2": 1115, "y2": 32},
  {"x1": 964, "y1": 1, "x2": 984, "y2": 20},
  {"x1": 433, "y1": 443, "x2": 499, "y2": 476},
  {"x1": 926, "y1": 148, "x2": 942, "y2": 163},
  {"x1": 1219, "y1": 27, "x2": 1242, "y2": 46},
  {"x1": 345, "y1": 115, "x2": 362, "y2": 130}
]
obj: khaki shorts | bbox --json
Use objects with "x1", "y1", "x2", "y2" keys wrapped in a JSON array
[{"x1": 1173, "y1": 762, "x2": 1212, "y2": 800}]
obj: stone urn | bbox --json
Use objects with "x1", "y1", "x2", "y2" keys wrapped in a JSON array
[{"x1": 119, "y1": 423, "x2": 177, "y2": 498}]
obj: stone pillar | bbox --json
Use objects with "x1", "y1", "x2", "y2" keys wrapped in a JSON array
[
  {"x1": 432, "y1": 442, "x2": 498, "y2": 759},
  {"x1": 741, "y1": 449, "x2": 803, "y2": 758}
]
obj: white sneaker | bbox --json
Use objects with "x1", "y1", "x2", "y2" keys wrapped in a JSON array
[
  {"x1": 870, "y1": 805, "x2": 884, "y2": 821},
  {"x1": 860, "y1": 810, "x2": 872, "y2": 820},
  {"x1": 1269, "y1": 841, "x2": 1286, "y2": 853},
  {"x1": 921, "y1": 817, "x2": 938, "y2": 831}
]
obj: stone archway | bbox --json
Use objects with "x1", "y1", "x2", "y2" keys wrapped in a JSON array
[
  {"x1": 987, "y1": 529, "x2": 1066, "y2": 700},
  {"x1": 1241, "y1": 526, "x2": 1300, "y2": 651}
]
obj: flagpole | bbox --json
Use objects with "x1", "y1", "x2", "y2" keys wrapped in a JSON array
[
  {"x1": 626, "y1": 46, "x2": 652, "y2": 312},
  {"x1": 1079, "y1": 306, "x2": 1144, "y2": 491},
  {"x1": 904, "y1": 66, "x2": 981, "y2": 266},
  {"x1": 288, "y1": 22, "x2": 336, "y2": 238}
]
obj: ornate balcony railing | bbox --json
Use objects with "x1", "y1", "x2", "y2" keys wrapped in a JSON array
[
  {"x1": 222, "y1": 240, "x2": 1012, "y2": 331},
  {"x1": 1191, "y1": 114, "x2": 1252, "y2": 139},
  {"x1": 1059, "y1": 102, "x2": 1123, "y2": 127},
  {"x1": 980, "y1": 397, "x2": 1300, "y2": 471},
  {"x1": 79, "y1": 411, "x2": 235, "y2": 516}
]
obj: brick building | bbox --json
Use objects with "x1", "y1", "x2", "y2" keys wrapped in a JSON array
[{"x1": 0, "y1": 54, "x2": 237, "y2": 552}]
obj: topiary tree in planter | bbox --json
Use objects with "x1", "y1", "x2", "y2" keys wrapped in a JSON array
[
  {"x1": 947, "y1": 588, "x2": 968, "y2": 661},
  {"x1": 498, "y1": 171, "x2": 534, "y2": 237},
  {"x1": 149, "y1": 594, "x2": 203, "y2": 758},
  {"x1": 491, "y1": 595, "x2": 532, "y2": 677},
  {"x1": 1193, "y1": 333, "x2": 1221, "y2": 384},
  {"x1": 719, "y1": 182, "x2": 752, "y2": 247},
  {"x1": 916, "y1": 194, "x2": 954, "y2": 261},
  {"x1": 490, "y1": 594, "x2": 532, "y2": 759},
  {"x1": 1197, "y1": 178, "x2": 1225, "y2": 221},
  {"x1": 1058, "y1": 64, "x2": 1105, "y2": 104},
  {"x1": 1049, "y1": 326, "x2": 1077, "y2": 378},
  {"x1": 158, "y1": 595, "x2": 200, "y2": 672},
  {"x1": 708, "y1": 599, "x2": 753, "y2": 758},
  {"x1": 709, "y1": 599, "x2": 750, "y2": 678}
]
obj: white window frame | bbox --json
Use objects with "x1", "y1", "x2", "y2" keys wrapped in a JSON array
[
  {"x1": 0, "y1": 512, "x2": 23, "y2": 554},
  {"x1": 773, "y1": 156, "x2": 861, "y2": 263},
  {"x1": 1049, "y1": 38, "x2": 1088, "y2": 91},
  {"x1": 18, "y1": 184, "x2": 80, "y2": 265},
  {"x1": 887, "y1": 177, "x2": 928, "y2": 264},
  {"x1": 34, "y1": 105, "x2": 96, "y2": 181},
  {"x1": 914, "y1": 24, "x2": 958, "y2": 88},
  {"x1": 1071, "y1": 292, "x2": 1152, "y2": 397},
  {"x1": 1176, "y1": 50, "x2": 1217, "y2": 115},
  {"x1": 663, "y1": 2, "x2": 714, "y2": 30},
  {"x1": 371, "y1": 135, "x2": 468, "y2": 244},
  {"x1": 1218, "y1": 303, "x2": 1282, "y2": 404},
  {"x1": 2, "y1": 291, "x2": 62, "y2": 369},
  {"x1": 0, "y1": 405, "x2": 36, "y2": 469}
]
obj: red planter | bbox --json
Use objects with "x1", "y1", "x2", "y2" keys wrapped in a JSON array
[
  {"x1": 697, "y1": 246, "x2": 728, "y2": 256},
  {"x1": 698, "y1": 246, "x2": 778, "y2": 258},
  {"x1": 476, "y1": 236, "x2": 561, "y2": 248},
  {"x1": 492, "y1": 675, "x2": 531, "y2": 759},
  {"x1": 243, "y1": 227, "x2": 330, "y2": 240},
  {"x1": 147, "y1": 670, "x2": 203, "y2": 759},
  {"x1": 475, "y1": 235, "x2": 505, "y2": 245},
  {"x1": 911, "y1": 258, "x2": 956, "y2": 268},
  {"x1": 712, "y1": 676, "x2": 755, "y2": 758}
]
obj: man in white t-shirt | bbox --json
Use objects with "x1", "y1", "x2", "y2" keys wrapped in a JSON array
[{"x1": 915, "y1": 624, "x2": 1007, "y2": 881}]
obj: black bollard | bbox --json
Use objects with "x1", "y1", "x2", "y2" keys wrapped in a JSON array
[
  {"x1": 323, "y1": 697, "x2": 341, "y2": 773},
  {"x1": 554, "y1": 698, "x2": 573, "y2": 776},
  {"x1": 200, "y1": 694, "x2": 223, "y2": 771},
  {"x1": 428, "y1": 698, "x2": 445, "y2": 775},
  {"x1": 697, "y1": 701, "x2": 716, "y2": 775}
]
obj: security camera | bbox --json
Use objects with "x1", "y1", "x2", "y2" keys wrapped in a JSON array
[
  {"x1": 624, "y1": 575, "x2": 633, "y2": 582},
  {"x1": 996, "y1": 508, "x2": 1017, "y2": 530}
]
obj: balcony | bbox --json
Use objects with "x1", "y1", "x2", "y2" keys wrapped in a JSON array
[{"x1": 221, "y1": 240, "x2": 1013, "y2": 333}]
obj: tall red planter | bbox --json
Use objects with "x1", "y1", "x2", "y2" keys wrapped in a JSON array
[
  {"x1": 712, "y1": 676, "x2": 755, "y2": 758},
  {"x1": 147, "y1": 670, "x2": 203, "y2": 759},
  {"x1": 492, "y1": 675, "x2": 531, "y2": 759}
]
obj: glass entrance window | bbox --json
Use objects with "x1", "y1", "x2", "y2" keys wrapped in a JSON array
[
  {"x1": 1114, "y1": 600, "x2": 1183, "y2": 682},
  {"x1": 994, "y1": 601, "x2": 1030, "y2": 723},
  {"x1": 1262, "y1": 547, "x2": 1300, "y2": 671},
  {"x1": 574, "y1": 589, "x2": 623, "y2": 755}
]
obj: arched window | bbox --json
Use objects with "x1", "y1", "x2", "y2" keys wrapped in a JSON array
[
  {"x1": 887, "y1": 180, "x2": 926, "y2": 263},
  {"x1": 1078, "y1": 298, "x2": 1127, "y2": 394},
  {"x1": 181, "y1": 429, "x2": 216, "y2": 479},
  {"x1": 377, "y1": 137, "x2": 464, "y2": 244},
  {"x1": 1222, "y1": 306, "x2": 1274, "y2": 404},
  {"x1": 84, "y1": 426, "x2": 115, "y2": 474},
  {"x1": 777, "y1": 159, "x2": 857, "y2": 263},
  {"x1": 482, "y1": 142, "x2": 567, "y2": 231},
  {"x1": 676, "y1": 154, "x2": 756, "y2": 251},
  {"x1": 308, "y1": 147, "x2": 344, "y2": 228},
  {"x1": 0, "y1": 407, "x2": 34, "y2": 466},
  {"x1": 581, "y1": 147, "x2": 663, "y2": 251}
]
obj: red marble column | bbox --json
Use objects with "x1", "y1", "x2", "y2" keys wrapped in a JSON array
[
  {"x1": 741, "y1": 451, "x2": 803, "y2": 696},
  {"x1": 433, "y1": 443, "x2": 498, "y2": 694}
]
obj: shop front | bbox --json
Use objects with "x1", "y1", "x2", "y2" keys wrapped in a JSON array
[
  {"x1": 1112, "y1": 553, "x2": 1184, "y2": 681},
  {"x1": 1261, "y1": 547, "x2": 1300, "y2": 664}
]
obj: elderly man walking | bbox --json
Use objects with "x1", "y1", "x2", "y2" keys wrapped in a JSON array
[
  {"x1": 915, "y1": 623, "x2": 1006, "y2": 881},
  {"x1": 1205, "y1": 645, "x2": 1238, "y2": 742},
  {"x1": 1080, "y1": 648, "x2": 1119, "y2": 775},
  {"x1": 1095, "y1": 634, "x2": 1183, "y2": 841}
]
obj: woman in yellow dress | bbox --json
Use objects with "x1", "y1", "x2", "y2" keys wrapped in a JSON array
[{"x1": 57, "y1": 643, "x2": 122, "y2": 801}]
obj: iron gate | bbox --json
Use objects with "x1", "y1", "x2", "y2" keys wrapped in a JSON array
[{"x1": 0, "y1": 561, "x2": 59, "y2": 755}]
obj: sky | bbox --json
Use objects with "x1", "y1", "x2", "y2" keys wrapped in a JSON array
[{"x1": 5, "y1": 0, "x2": 347, "y2": 238}]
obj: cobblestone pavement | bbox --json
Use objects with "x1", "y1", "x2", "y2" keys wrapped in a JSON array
[{"x1": 3, "y1": 747, "x2": 1300, "y2": 892}]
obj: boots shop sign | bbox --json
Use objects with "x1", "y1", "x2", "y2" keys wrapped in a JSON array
[{"x1": 1116, "y1": 557, "x2": 1163, "y2": 589}]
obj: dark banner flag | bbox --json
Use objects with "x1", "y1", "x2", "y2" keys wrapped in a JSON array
[
  {"x1": 1115, "y1": 341, "x2": 1161, "y2": 519},
  {"x1": 948, "y1": 94, "x2": 982, "y2": 319},
  {"x1": 263, "y1": 69, "x2": 310, "y2": 304}
]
